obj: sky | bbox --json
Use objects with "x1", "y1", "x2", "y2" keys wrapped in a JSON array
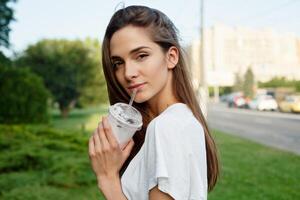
[{"x1": 4, "y1": 0, "x2": 300, "y2": 56}]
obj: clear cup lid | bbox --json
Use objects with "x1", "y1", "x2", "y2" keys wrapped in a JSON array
[{"x1": 109, "y1": 103, "x2": 143, "y2": 128}]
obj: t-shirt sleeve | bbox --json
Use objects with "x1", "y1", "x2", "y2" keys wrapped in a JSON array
[{"x1": 144, "y1": 118, "x2": 191, "y2": 200}]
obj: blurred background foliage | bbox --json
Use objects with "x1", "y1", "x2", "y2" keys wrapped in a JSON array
[
  {"x1": 14, "y1": 38, "x2": 108, "y2": 118},
  {"x1": 0, "y1": 66, "x2": 50, "y2": 124}
]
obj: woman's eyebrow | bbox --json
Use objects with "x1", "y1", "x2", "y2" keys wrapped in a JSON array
[{"x1": 111, "y1": 46, "x2": 151, "y2": 60}]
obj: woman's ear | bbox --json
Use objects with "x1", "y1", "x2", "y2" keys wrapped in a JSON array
[{"x1": 166, "y1": 46, "x2": 179, "y2": 69}]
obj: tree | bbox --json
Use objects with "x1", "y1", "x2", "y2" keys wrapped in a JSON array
[
  {"x1": 233, "y1": 72, "x2": 243, "y2": 92},
  {"x1": 0, "y1": 0, "x2": 17, "y2": 48},
  {"x1": 243, "y1": 67, "x2": 255, "y2": 98},
  {"x1": 258, "y1": 77, "x2": 300, "y2": 94},
  {"x1": 258, "y1": 77, "x2": 293, "y2": 88},
  {"x1": 16, "y1": 39, "x2": 106, "y2": 117},
  {"x1": 295, "y1": 81, "x2": 300, "y2": 93},
  {"x1": 0, "y1": 51, "x2": 11, "y2": 66},
  {"x1": 76, "y1": 38, "x2": 108, "y2": 107},
  {"x1": 0, "y1": 66, "x2": 50, "y2": 123}
]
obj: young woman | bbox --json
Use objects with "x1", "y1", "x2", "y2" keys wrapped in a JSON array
[{"x1": 88, "y1": 5, "x2": 219, "y2": 200}]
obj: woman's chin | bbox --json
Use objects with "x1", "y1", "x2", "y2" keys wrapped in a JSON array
[
  {"x1": 134, "y1": 98, "x2": 147, "y2": 104},
  {"x1": 133, "y1": 94, "x2": 149, "y2": 104}
]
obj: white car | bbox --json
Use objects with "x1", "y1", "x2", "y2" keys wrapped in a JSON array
[{"x1": 248, "y1": 95, "x2": 278, "y2": 111}]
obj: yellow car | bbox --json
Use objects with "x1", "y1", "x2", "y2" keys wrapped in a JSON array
[{"x1": 279, "y1": 95, "x2": 300, "y2": 113}]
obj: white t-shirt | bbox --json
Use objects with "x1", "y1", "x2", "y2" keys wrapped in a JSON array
[{"x1": 121, "y1": 103, "x2": 208, "y2": 200}]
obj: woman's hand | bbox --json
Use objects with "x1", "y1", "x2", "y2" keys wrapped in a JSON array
[{"x1": 88, "y1": 116, "x2": 135, "y2": 185}]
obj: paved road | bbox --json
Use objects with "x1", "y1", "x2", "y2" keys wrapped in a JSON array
[{"x1": 207, "y1": 102, "x2": 300, "y2": 155}]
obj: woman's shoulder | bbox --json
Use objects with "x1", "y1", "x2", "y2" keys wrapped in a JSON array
[
  {"x1": 150, "y1": 103, "x2": 192, "y2": 125},
  {"x1": 146, "y1": 103, "x2": 204, "y2": 142}
]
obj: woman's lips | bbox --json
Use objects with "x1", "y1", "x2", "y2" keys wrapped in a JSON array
[{"x1": 128, "y1": 83, "x2": 146, "y2": 91}]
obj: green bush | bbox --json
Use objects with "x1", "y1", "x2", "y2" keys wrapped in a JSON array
[
  {"x1": 0, "y1": 66, "x2": 50, "y2": 124},
  {"x1": 258, "y1": 77, "x2": 299, "y2": 90},
  {"x1": 0, "y1": 125, "x2": 99, "y2": 199}
]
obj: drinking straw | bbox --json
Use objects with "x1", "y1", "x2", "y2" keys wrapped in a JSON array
[{"x1": 129, "y1": 88, "x2": 137, "y2": 106}]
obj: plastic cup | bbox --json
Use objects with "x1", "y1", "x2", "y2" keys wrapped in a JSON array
[{"x1": 107, "y1": 103, "x2": 143, "y2": 149}]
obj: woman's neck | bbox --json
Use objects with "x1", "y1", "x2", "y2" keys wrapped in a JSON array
[
  {"x1": 148, "y1": 99, "x2": 180, "y2": 116},
  {"x1": 146, "y1": 71, "x2": 180, "y2": 116}
]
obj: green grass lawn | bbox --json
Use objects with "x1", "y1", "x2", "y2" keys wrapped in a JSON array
[
  {"x1": 209, "y1": 130, "x2": 300, "y2": 200},
  {"x1": 0, "y1": 105, "x2": 299, "y2": 199},
  {"x1": 49, "y1": 104, "x2": 109, "y2": 133}
]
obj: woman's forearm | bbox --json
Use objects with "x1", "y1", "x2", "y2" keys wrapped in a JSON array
[{"x1": 98, "y1": 174, "x2": 128, "y2": 200}]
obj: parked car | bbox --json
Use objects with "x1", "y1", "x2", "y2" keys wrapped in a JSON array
[
  {"x1": 220, "y1": 94, "x2": 230, "y2": 102},
  {"x1": 227, "y1": 92, "x2": 246, "y2": 108},
  {"x1": 248, "y1": 95, "x2": 278, "y2": 111},
  {"x1": 279, "y1": 95, "x2": 300, "y2": 113}
]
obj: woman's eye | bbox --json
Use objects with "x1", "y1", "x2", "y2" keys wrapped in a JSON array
[
  {"x1": 112, "y1": 61, "x2": 123, "y2": 68},
  {"x1": 137, "y1": 54, "x2": 148, "y2": 60}
]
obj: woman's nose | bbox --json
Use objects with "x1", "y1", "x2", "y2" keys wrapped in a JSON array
[{"x1": 124, "y1": 63, "x2": 139, "y2": 81}]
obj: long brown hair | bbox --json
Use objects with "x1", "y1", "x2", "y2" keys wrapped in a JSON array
[{"x1": 101, "y1": 5, "x2": 219, "y2": 191}]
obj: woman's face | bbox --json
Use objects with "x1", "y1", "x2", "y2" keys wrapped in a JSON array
[{"x1": 110, "y1": 25, "x2": 177, "y2": 104}]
